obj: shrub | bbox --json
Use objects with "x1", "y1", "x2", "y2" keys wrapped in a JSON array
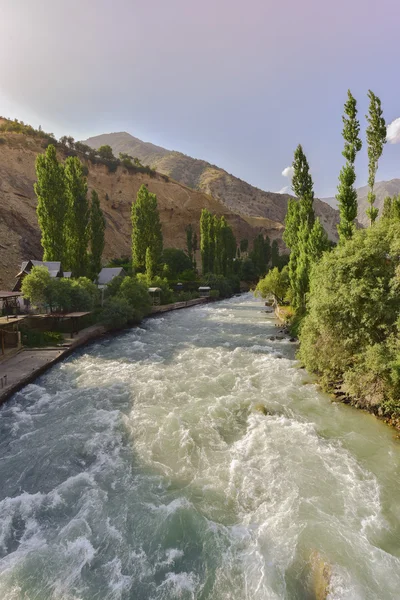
[
  {"x1": 101, "y1": 297, "x2": 133, "y2": 328},
  {"x1": 162, "y1": 248, "x2": 193, "y2": 277},
  {"x1": 118, "y1": 276, "x2": 152, "y2": 321},
  {"x1": 21, "y1": 328, "x2": 63, "y2": 347}
]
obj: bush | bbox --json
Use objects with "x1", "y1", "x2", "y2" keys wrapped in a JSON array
[
  {"x1": 298, "y1": 221, "x2": 400, "y2": 417},
  {"x1": 118, "y1": 276, "x2": 152, "y2": 321},
  {"x1": 136, "y1": 273, "x2": 174, "y2": 305},
  {"x1": 162, "y1": 248, "x2": 193, "y2": 277},
  {"x1": 101, "y1": 297, "x2": 133, "y2": 328},
  {"x1": 201, "y1": 273, "x2": 233, "y2": 298},
  {"x1": 21, "y1": 328, "x2": 63, "y2": 348},
  {"x1": 255, "y1": 266, "x2": 290, "y2": 304}
]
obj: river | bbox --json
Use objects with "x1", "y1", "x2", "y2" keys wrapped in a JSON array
[{"x1": 0, "y1": 295, "x2": 399, "y2": 599}]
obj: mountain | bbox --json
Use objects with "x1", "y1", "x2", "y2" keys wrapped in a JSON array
[
  {"x1": 0, "y1": 129, "x2": 283, "y2": 289},
  {"x1": 322, "y1": 179, "x2": 400, "y2": 226},
  {"x1": 84, "y1": 132, "x2": 340, "y2": 240}
]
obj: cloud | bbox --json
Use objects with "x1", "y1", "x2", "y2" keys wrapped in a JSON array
[
  {"x1": 278, "y1": 186, "x2": 291, "y2": 194},
  {"x1": 387, "y1": 118, "x2": 400, "y2": 144},
  {"x1": 282, "y1": 166, "x2": 294, "y2": 178}
]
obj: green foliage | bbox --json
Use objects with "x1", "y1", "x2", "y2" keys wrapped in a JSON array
[
  {"x1": 21, "y1": 328, "x2": 63, "y2": 348},
  {"x1": 336, "y1": 90, "x2": 362, "y2": 241},
  {"x1": 131, "y1": 185, "x2": 163, "y2": 271},
  {"x1": 145, "y1": 246, "x2": 154, "y2": 280},
  {"x1": 185, "y1": 224, "x2": 194, "y2": 265},
  {"x1": 250, "y1": 234, "x2": 271, "y2": 276},
  {"x1": 200, "y1": 210, "x2": 236, "y2": 276},
  {"x1": 298, "y1": 221, "x2": 400, "y2": 417},
  {"x1": 201, "y1": 273, "x2": 238, "y2": 298},
  {"x1": 200, "y1": 209, "x2": 212, "y2": 273},
  {"x1": 255, "y1": 266, "x2": 290, "y2": 304},
  {"x1": 97, "y1": 145, "x2": 115, "y2": 160},
  {"x1": 101, "y1": 297, "x2": 133, "y2": 328},
  {"x1": 34, "y1": 145, "x2": 67, "y2": 262},
  {"x1": 162, "y1": 248, "x2": 193, "y2": 277},
  {"x1": 21, "y1": 266, "x2": 51, "y2": 306},
  {"x1": 21, "y1": 267, "x2": 99, "y2": 312},
  {"x1": 118, "y1": 276, "x2": 152, "y2": 321},
  {"x1": 292, "y1": 144, "x2": 314, "y2": 227},
  {"x1": 366, "y1": 90, "x2": 387, "y2": 225},
  {"x1": 89, "y1": 190, "x2": 106, "y2": 278},
  {"x1": 64, "y1": 156, "x2": 89, "y2": 276},
  {"x1": 239, "y1": 258, "x2": 258, "y2": 282}
]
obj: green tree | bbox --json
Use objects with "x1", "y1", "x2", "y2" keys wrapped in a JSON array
[
  {"x1": 118, "y1": 276, "x2": 152, "y2": 321},
  {"x1": 145, "y1": 246, "x2": 154, "y2": 281},
  {"x1": 292, "y1": 144, "x2": 314, "y2": 227},
  {"x1": 271, "y1": 239, "x2": 280, "y2": 268},
  {"x1": 307, "y1": 217, "x2": 329, "y2": 263},
  {"x1": 162, "y1": 248, "x2": 193, "y2": 277},
  {"x1": 21, "y1": 266, "x2": 51, "y2": 307},
  {"x1": 185, "y1": 224, "x2": 194, "y2": 265},
  {"x1": 366, "y1": 90, "x2": 387, "y2": 225},
  {"x1": 255, "y1": 266, "x2": 289, "y2": 304},
  {"x1": 200, "y1": 209, "x2": 212, "y2": 273},
  {"x1": 89, "y1": 190, "x2": 106, "y2": 278},
  {"x1": 131, "y1": 184, "x2": 163, "y2": 270},
  {"x1": 34, "y1": 145, "x2": 67, "y2": 262},
  {"x1": 97, "y1": 145, "x2": 115, "y2": 160},
  {"x1": 64, "y1": 156, "x2": 89, "y2": 277},
  {"x1": 336, "y1": 90, "x2": 362, "y2": 241}
]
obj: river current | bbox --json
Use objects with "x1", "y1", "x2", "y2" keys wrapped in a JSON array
[{"x1": 0, "y1": 295, "x2": 399, "y2": 599}]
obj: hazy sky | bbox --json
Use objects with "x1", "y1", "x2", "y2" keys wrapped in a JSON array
[{"x1": 1, "y1": 0, "x2": 399, "y2": 197}]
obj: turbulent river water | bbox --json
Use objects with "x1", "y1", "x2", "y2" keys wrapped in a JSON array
[{"x1": 0, "y1": 295, "x2": 400, "y2": 600}]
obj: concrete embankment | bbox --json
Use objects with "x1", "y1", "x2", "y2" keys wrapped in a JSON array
[{"x1": 0, "y1": 297, "x2": 211, "y2": 405}]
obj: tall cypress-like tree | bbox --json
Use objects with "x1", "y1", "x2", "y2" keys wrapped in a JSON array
[
  {"x1": 271, "y1": 239, "x2": 280, "y2": 268},
  {"x1": 89, "y1": 190, "x2": 106, "y2": 278},
  {"x1": 284, "y1": 145, "x2": 317, "y2": 312},
  {"x1": 34, "y1": 145, "x2": 67, "y2": 262},
  {"x1": 185, "y1": 224, "x2": 194, "y2": 265},
  {"x1": 64, "y1": 156, "x2": 90, "y2": 277},
  {"x1": 131, "y1": 185, "x2": 163, "y2": 271},
  {"x1": 200, "y1": 209, "x2": 211, "y2": 273},
  {"x1": 336, "y1": 90, "x2": 362, "y2": 241},
  {"x1": 366, "y1": 90, "x2": 386, "y2": 225},
  {"x1": 292, "y1": 144, "x2": 315, "y2": 227}
]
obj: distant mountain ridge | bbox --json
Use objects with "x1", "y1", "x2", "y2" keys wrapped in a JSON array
[
  {"x1": 84, "y1": 132, "x2": 341, "y2": 241},
  {"x1": 322, "y1": 179, "x2": 400, "y2": 226}
]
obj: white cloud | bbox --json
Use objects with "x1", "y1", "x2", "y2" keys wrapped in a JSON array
[
  {"x1": 387, "y1": 117, "x2": 400, "y2": 144},
  {"x1": 282, "y1": 166, "x2": 294, "y2": 178},
  {"x1": 278, "y1": 186, "x2": 291, "y2": 194}
]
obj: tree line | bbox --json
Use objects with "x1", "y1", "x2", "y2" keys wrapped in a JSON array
[
  {"x1": 35, "y1": 145, "x2": 106, "y2": 278},
  {"x1": 258, "y1": 89, "x2": 400, "y2": 425}
]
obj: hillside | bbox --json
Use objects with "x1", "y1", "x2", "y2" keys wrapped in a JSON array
[
  {"x1": 0, "y1": 131, "x2": 283, "y2": 289},
  {"x1": 84, "y1": 132, "x2": 340, "y2": 240},
  {"x1": 323, "y1": 179, "x2": 400, "y2": 226}
]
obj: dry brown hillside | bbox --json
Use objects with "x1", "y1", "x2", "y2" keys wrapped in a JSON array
[
  {"x1": 84, "y1": 132, "x2": 340, "y2": 240},
  {"x1": 0, "y1": 132, "x2": 283, "y2": 289}
]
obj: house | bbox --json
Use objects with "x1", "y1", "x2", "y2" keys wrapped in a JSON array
[
  {"x1": 198, "y1": 286, "x2": 211, "y2": 298},
  {"x1": 96, "y1": 267, "x2": 126, "y2": 289},
  {"x1": 13, "y1": 261, "x2": 63, "y2": 292}
]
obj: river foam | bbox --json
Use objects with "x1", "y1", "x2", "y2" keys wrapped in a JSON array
[{"x1": 0, "y1": 295, "x2": 399, "y2": 599}]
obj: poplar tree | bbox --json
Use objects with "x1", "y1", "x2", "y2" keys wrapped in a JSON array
[
  {"x1": 366, "y1": 90, "x2": 386, "y2": 225},
  {"x1": 34, "y1": 144, "x2": 67, "y2": 262},
  {"x1": 271, "y1": 239, "x2": 280, "y2": 268},
  {"x1": 200, "y1": 209, "x2": 211, "y2": 273},
  {"x1": 89, "y1": 190, "x2": 106, "y2": 278},
  {"x1": 185, "y1": 224, "x2": 194, "y2": 265},
  {"x1": 64, "y1": 156, "x2": 89, "y2": 277},
  {"x1": 292, "y1": 144, "x2": 314, "y2": 227},
  {"x1": 131, "y1": 185, "x2": 163, "y2": 270},
  {"x1": 145, "y1": 246, "x2": 154, "y2": 281},
  {"x1": 336, "y1": 90, "x2": 362, "y2": 241}
]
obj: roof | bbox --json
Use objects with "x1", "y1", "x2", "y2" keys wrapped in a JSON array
[
  {"x1": 97, "y1": 267, "x2": 126, "y2": 285},
  {"x1": 17, "y1": 260, "x2": 62, "y2": 278},
  {"x1": 198, "y1": 286, "x2": 211, "y2": 291},
  {"x1": 64, "y1": 271, "x2": 72, "y2": 278},
  {"x1": 0, "y1": 291, "x2": 23, "y2": 299},
  {"x1": 148, "y1": 287, "x2": 161, "y2": 292}
]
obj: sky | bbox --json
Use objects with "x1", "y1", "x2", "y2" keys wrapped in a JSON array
[{"x1": 0, "y1": 0, "x2": 399, "y2": 198}]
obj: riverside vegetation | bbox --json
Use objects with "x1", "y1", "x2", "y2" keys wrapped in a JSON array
[
  {"x1": 20, "y1": 138, "x2": 286, "y2": 334},
  {"x1": 256, "y1": 89, "x2": 400, "y2": 428}
]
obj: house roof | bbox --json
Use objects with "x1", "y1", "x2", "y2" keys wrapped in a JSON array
[
  {"x1": 63, "y1": 272, "x2": 72, "y2": 278},
  {"x1": 148, "y1": 287, "x2": 161, "y2": 293},
  {"x1": 17, "y1": 260, "x2": 62, "y2": 278},
  {"x1": 198, "y1": 286, "x2": 211, "y2": 291},
  {"x1": 0, "y1": 291, "x2": 23, "y2": 299},
  {"x1": 97, "y1": 267, "x2": 126, "y2": 285}
]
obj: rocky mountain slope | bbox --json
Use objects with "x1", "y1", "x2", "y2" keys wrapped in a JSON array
[
  {"x1": 84, "y1": 132, "x2": 340, "y2": 240},
  {"x1": 323, "y1": 179, "x2": 400, "y2": 226},
  {"x1": 0, "y1": 131, "x2": 283, "y2": 289}
]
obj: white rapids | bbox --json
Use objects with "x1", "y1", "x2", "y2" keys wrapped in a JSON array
[{"x1": 0, "y1": 294, "x2": 399, "y2": 599}]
